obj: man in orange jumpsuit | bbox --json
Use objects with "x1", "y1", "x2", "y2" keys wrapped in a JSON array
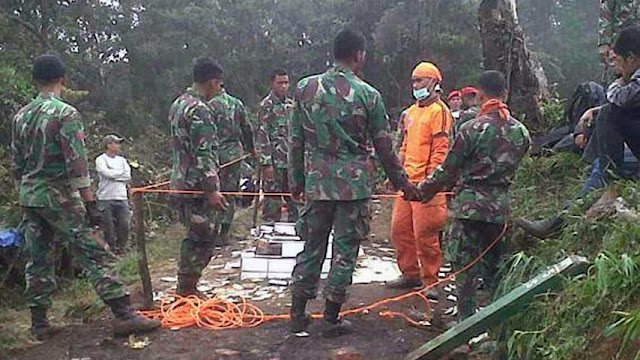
[{"x1": 386, "y1": 62, "x2": 453, "y2": 290}]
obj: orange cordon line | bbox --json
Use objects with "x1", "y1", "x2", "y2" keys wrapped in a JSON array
[
  {"x1": 132, "y1": 154, "x2": 251, "y2": 193},
  {"x1": 139, "y1": 224, "x2": 508, "y2": 330},
  {"x1": 132, "y1": 186, "x2": 454, "y2": 198}
]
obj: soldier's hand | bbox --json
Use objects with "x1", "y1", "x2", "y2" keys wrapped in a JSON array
[
  {"x1": 417, "y1": 181, "x2": 437, "y2": 203},
  {"x1": 85, "y1": 201, "x2": 104, "y2": 227},
  {"x1": 402, "y1": 183, "x2": 421, "y2": 202},
  {"x1": 208, "y1": 191, "x2": 229, "y2": 211}
]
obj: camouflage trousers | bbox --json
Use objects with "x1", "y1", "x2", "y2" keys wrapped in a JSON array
[
  {"x1": 262, "y1": 167, "x2": 298, "y2": 223},
  {"x1": 447, "y1": 219, "x2": 505, "y2": 320},
  {"x1": 175, "y1": 197, "x2": 219, "y2": 277},
  {"x1": 219, "y1": 162, "x2": 241, "y2": 226},
  {"x1": 22, "y1": 199, "x2": 126, "y2": 310},
  {"x1": 291, "y1": 199, "x2": 371, "y2": 304}
]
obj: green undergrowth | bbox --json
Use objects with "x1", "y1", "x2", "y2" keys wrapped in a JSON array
[
  {"x1": 495, "y1": 152, "x2": 640, "y2": 359},
  {"x1": 0, "y1": 205, "x2": 255, "y2": 352}
]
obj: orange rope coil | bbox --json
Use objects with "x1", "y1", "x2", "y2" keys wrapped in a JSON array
[{"x1": 139, "y1": 224, "x2": 507, "y2": 330}]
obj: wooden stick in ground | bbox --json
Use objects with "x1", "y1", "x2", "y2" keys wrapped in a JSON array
[
  {"x1": 132, "y1": 191, "x2": 154, "y2": 309},
  {"x1": 252, "y1": 167, "x2": 263, "y2": 229}
]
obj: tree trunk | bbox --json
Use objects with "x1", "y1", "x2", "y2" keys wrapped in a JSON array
[{"x1": 479, "y1": 0, "x2": 549, "y2": 127}]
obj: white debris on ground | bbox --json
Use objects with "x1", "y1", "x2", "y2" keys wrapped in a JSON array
[
  {"x1": 241, "y1": 222, "x2": 401, "y2": 283},
  {"x1": 152, "y1": 221, "x2": 459, "y2": 307}
]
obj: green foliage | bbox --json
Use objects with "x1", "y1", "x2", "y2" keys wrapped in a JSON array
[{"x1": 496, "y1": 154, "x2": 640, "y2": 359}]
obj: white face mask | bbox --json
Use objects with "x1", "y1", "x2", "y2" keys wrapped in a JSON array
[{"x1": 413, "y1": 87, "x2": 430, "y2": 100}]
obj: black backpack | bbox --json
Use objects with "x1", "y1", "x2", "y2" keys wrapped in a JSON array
[
  {"x1": 533, "y1": 82, "x2": 607, "y2": 154},
  {"x1": 565, "y1": 82, "x2": 606, "y2": 132}
]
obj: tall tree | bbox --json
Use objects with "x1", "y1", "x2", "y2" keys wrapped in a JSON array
[{"x1": 478, "y1": 0, "x2": 549, "y2": 127}]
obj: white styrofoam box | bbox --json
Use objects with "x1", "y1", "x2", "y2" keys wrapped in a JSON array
[
  {"x1": 242, "y1": 257, "x2": 269, "y2": 272},
  {"x1": 268, "y1": 258, "x2": 297, "y2": 273},
  {"x1": 274, "y1": 222, "x2": 297, "y2": 236},
  {"x1": 279, "y1": 240, "x2": 305, "y2": 258}
]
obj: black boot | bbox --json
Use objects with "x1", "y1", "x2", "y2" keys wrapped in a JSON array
[
  {"x1": 176, "y1": 274, "x2": 208, "y2": 299},
  {"x1": 290, "y1": 296, "x2": 312, "y2": 333},
  {"x1": 217, "y1": 223, "x2": 232, "y2": 246},
  {"x1": 515, "y1": 215, "x2": 564, "y2": 239},
  {"x1": 30, "y1": 307, "x2": 62, "y2": 341},
  {"x1": 105, "y1": 296, "x2": 161, "y2": 336},
  {"x1": 321, "y1": 300, "x2": 353, "y2": 338}
]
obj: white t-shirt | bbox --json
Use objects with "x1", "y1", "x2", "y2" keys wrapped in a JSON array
[{"x1": 96, "y1": 153, "x2": 131, "y2": 201}]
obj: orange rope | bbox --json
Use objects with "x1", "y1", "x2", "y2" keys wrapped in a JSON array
[
  {"x1": 139, "y1": 224, "x2": 508, "y2": 330},
  {"x1": 132, "y1": 154, "x2": 251, "y2": 193}
]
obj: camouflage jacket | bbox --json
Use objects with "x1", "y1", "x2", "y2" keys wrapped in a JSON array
[
  {"x1": 169, "y1": 87, "x2": 220, "y2": 194},
  {"x1": 289, "y1": 64, "x2": 411, "y2": 201},
  {"x1": 11, "y1": 93, "x2": 91, "y2": 207},
  {"x1": 256, "y1": 91, "x2": 294, "y2": 169},
  {"x1": 599, "y1": 0, "x2": 640, "y2": 46},
  {"x1": 207, "y1": 90, "x2": 254, "y2": 164},
  {"x1": 419, "y1": 108, "x2": 531, "y2": 224},
  {"x1": 455, "y1": 105, "x2": 479, "y2": 135}
]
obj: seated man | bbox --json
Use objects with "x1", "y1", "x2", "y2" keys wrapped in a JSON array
[{"x1": 518, "y1": 26, "x2": 640, "y2": 238}]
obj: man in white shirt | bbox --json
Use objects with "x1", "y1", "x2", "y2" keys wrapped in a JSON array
[{"x1": 96, "y1": 134, "x2": 132, "y2": 254}]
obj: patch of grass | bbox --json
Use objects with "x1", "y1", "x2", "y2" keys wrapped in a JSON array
[
  {"x1": 493, "y1": 153, "x2": 640, "y2": 359},
  {"x1": 0, "y1": 221, "x2": 183, "y2": 352}
]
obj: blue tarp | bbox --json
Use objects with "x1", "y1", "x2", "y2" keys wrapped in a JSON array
[{"x1": 0, "y1": 229, "x2": 23, "y2": 248}]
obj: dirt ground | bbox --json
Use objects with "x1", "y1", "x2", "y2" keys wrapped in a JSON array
[{"x1": 4, "y1": 199, "x2": 448, "y2": 360}]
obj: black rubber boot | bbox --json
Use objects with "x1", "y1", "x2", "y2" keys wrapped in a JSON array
[
  {"x1": 217, "y1": 223, "x2": 232, "y2": 246},
  {"x1": 321, "y1": 301, "x2": 353, "y2": 338},
  {"x1": 30, "y1": 308, "x2": 62, "y2": 341},
  {"x1": 289, "y1": 297, "x2": 312, "y2": 333},
  {"x1": 105, "y1": 296, "x2": 161, "y2": 337},
  {"x1": 515, "y1": 215, "x2": 564, "y2": 239},
  {"x1": 176, "y1": 274, "x2": 208, "y2": 299}
]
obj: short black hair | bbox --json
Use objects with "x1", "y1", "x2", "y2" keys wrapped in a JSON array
[
  {"x1": 334, "y1": 29, "x2": 365, "y2": 61},
  {"x1": 478, "y1": 70, "x2": 507, "y2": 98},
  {"x1": 32, "y1": 53, "x2": 66, "y2": 84},
  {"x1": 614, "y1": 25, "x2": 640, "y2": 58},
  {"x1": 271, "y1": 68, "x2": 288, "y2": 80},
  {"x1": 193, "y1": 57, "x2": 223, "y2": 84}
]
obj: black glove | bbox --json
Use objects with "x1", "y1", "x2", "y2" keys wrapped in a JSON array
[
  {"x1": 401, "y1": 183, "x2": 421, "y2": 202},
  {"x1": 85, "y1": 201, "x2": 104, "y2": 227}
]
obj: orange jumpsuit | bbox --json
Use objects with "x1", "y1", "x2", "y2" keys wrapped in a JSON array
[{"x1": 391, "y1": 99, "x2": 453, "y2": 285}]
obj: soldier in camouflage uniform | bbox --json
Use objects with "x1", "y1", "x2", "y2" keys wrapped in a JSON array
[
  {"x1": 207, "y1": 76, "x2": 254, "y2": 245},
  {"x1": 288, "y1": 29, "x2": 419, "y2": 337},
  {"x1": 12, "y1": 54, "x2": 160, "y2": 340},
  {"x1": 256, "y1": 68, "x2": 298, "y2": 223},
  {"x1": 170, "y1": 58, "x2": 228, "y2": 296},
  {"x1": 419, "y1": 71, "x2": 531, "y2": 322}
]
